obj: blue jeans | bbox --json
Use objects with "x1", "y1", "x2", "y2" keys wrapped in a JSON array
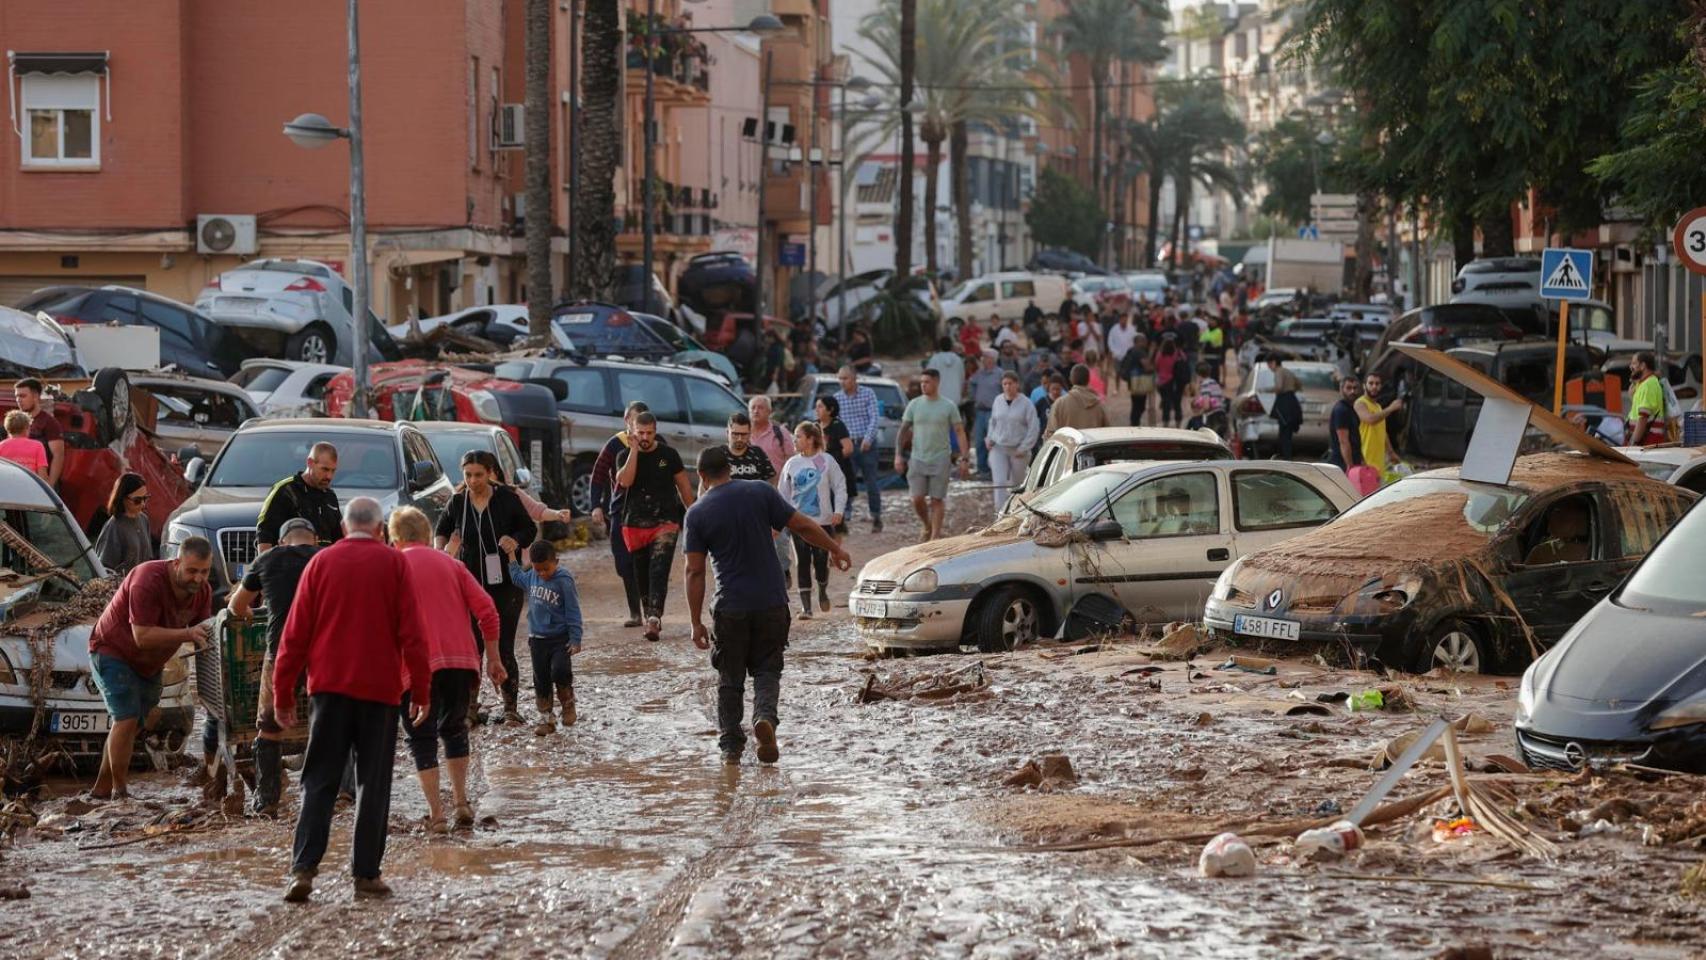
[
  {"x1": 847, "y1": 442, "x2": 882, "y2": 522},
  {"x1": 972, "y1": 409, "x2": 992, "y2": 474},
  {"x1": 91, "y1": 652, "x2": 161, "y2": 723}
]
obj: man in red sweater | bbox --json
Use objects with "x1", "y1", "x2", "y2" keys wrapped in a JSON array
[{"x1": 273, "y1": 497, "x2": 430, "y2": 903}]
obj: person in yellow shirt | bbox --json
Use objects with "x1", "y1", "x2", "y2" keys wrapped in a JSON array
[{"x1": 1355, "y1": 372, "x2": 1403, "y2": 474}]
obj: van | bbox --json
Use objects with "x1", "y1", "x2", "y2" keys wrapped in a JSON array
[{"x1": 939, "y1": 272, "x2": 1068, "y2": 325}]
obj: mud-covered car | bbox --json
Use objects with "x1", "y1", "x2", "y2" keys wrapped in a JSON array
[
  {"x1": 1515, "y1": 497, "x2": 1706, "y2": 772},
  {"x1": 853, "y1": 459, "x2": 1358, "y2": 654},
  {"x1": 0, "y1": 460, "x2": 193, "y2": 768},
  {"x1": 1203, "y1": 454, "x2": 1695, "y2": 674}
]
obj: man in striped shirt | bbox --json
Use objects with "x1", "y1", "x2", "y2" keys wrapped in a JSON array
[{"x1": 835, "y1": 366, "x2": 884, "y2": 532}]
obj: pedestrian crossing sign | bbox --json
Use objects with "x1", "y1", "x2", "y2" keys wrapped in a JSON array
[{"x1": 1540, "y1": 247, "x2": 1593, "y2": 301}]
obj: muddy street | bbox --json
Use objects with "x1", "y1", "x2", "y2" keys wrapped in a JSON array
[{"x1": 3, "y1": 485, "x2": 1705, "y2": 959}]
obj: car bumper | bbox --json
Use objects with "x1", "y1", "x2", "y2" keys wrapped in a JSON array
[
  {"x1": 1203, "y1": 597, "x2": 1396, "y2": 648},
  {"x1": 0, "y1": 702, "x2": 194, "y2": 763},
  {"x1": 851, "y1": 595, "x2": 972, "y2": 650},
  {"x1": 1514, "y1": 725, "x2": 1706, "y2": 774}
]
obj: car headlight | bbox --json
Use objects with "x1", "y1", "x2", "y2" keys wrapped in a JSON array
[
  {"x1": 900, "y1": 568, "x2": 938, "y2": 594},
  {"x1": 1516, "y1": 661, "x2": 1538, "y2": 721},
  {"x1": 1355, "y1": 576, "x2": 1420, "y2": 612},
  {"x1": 468, "y1": 389, "x2": 502, "y2": 423},
  {"x1": 1651, "y1": 696, "x2": 1706, "y2": 732},
  {"x1": 1210, "y1": 562, "x2": 1241, "y2": 601},
  {"x1": 162, "y1": 521, "x2": 197, "y2": 557},
  {"x1": 0, "y1": 651, "x2": 15, "y2": 685}
]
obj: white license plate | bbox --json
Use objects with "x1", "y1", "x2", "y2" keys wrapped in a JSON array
[
  {"x1": 852, "y1": 598, "x2": 886, "y2": 618},
  {"x1": 1234, "y1": 614, "x2": 1300, "y2": 641},
  {"x1": 51, "y1": 711, "x2": 111, "y2": 734},
  {"x1": 220, "y1": 298, "x2": 265, "y2": 315}
]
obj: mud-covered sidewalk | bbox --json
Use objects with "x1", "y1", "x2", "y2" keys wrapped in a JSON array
[{"x1": 2, "y1": 486, "x2": 1703, "y2": 959}]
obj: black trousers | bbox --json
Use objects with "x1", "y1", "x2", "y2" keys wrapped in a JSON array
[
  {"x1": 400, "y1": 669, "x2": 474, "y2": 772},
  {"x1": 291, "y1": 693, "x2": 398, "y2": 880},
  {"x1": 711, "y1": 606, "x2": 789, "y2": 754},
  {"x1": 631, "y1": 528, "x2": 680, "y2": 620},
  {"x1": 610, "y1": 518, "x2": 641, "y2": 618},
  {"x1": 1159, "y1": 381, "x2": 1185, "y2": 425},
  {"x1": 476, "y1": 583, "x2": 523, "y2": 705},
  {"x1": 528, "y1": 634, "x2": 575, "y2": 700},
  {"x1": 1128, "y1": 390, "x2": 1149, "y2": 426},
  {"x1": 791, "y1": 534, "x2": 829, "y2": 592}
]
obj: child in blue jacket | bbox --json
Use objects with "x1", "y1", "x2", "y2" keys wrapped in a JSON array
[{"x1": 508, "y1": 540, "x2": 583, "y2": 734}]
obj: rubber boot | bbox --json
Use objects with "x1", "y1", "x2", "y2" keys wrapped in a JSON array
[
  {"x1": 503, "y1": 691, "x2": 523, "y2": 726},
  {"x1": 557, "y1": 685, "x2": 577, "y2": 727},
  {"x1": 533, "y1": 697, "x2": 555, "y2": 736},
  {"x1": 251, "y1": 736, "x2": 283, "y2": 816},
  {"x1": 798, "y1": 588, "x2": 813, "y2": 620}
]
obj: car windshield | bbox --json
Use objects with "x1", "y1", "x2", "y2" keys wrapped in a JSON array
[
  {"x1": 1337, "y1": 476, "x2": 1529, "y2": 533},
  {"x1": 209, "y1": 431, "x2": 399, "y2": 489},
  {"x1": 231, "y1": 366, "x2": 291, "y2": 392},
  {"x1": 1294, "y1": 367, "x2": 1340, "y2": 391},
  {"x1": 1127, "y1": 275, "x2": 1167, "y2": 291},
  {"x1": 1619, "y1": 501, "x2": 1706, "y2": 615},
  {"x1": 1077, "y1": 442, "x2": 1228, "y2": 469},
  {"x1": 0, "y1": 505, "x2": 100, "y2": 584},
  {"x1": 1023, "y1": 469, "x2": 1129, "y2": 519},
  {"x1": 425, "y1": 432, "x2": 493, "y2": 475}
]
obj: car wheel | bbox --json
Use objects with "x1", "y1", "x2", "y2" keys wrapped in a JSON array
[
  {"x1": 1419, "y1": 619, "x2": 1486, "y2": 674},
  {"x1": 92, "y1": 367, "x2": 131, "y2": 439},
  {"x1": 569, "y1": 458, "x2": 595, "y2": 517},
  {"x1": 974, "y1": 585, "x2": 1043, "y2": 653},
  {"x1": 287, "y1": 324, "x2": 335, "y2": 365}
]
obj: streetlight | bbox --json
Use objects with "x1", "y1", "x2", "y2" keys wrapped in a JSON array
[
  {"x1": 282, "y1": 0, "x2": 371, "y2": 418},
  {"x1": 640, "y1": 13, "x2": 784, "y2": 309}
]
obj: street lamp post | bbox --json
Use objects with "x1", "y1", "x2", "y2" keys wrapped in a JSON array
[
  {"x1": 642, "y1": 14, "x2": 783, "y2": 310},
  {"x1": 281, "y1": 0, "x2": 370, "y2": 418},
  {"x1": 755, "y1": 50, "x2": 774, "y2": 321}
]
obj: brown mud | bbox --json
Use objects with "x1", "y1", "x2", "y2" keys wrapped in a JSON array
[{"x1": 1, "y1": 476, "x2": 1702, "y2": 957}]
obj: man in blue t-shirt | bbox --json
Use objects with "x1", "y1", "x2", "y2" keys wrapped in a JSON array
[{"x1": 683, "y1": 446, "x2": 849, "y2": 766}]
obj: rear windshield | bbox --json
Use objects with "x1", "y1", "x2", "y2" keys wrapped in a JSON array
[
  {"x1": 230, "y1": 366, "x2": 291, "y2": 392},
  {"x1": 14, "y1": 289, "x2": 88, "y2": 313},
  {"x1": 1078, "y1": 442, "x2": 1228, "y2": 469}
]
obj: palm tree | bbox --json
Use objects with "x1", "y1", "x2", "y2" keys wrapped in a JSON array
[
  {"x1": 569, "y1": 0, "x2": 622, "y2": 301},
  {"x1": 1048, "y1": 0, "x2": 1168, "y2": 263},
  {"x1": 524, "y1": 0, "x2": 553, "y2": 336},
  {"x1": 1126, "y1": 77, "x2": 1244, "y2": 268},
  {"x1": 895, "y1": 0, "x2": 917, "y2": 281}
]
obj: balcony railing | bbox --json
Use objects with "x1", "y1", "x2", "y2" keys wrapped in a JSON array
[{"x1": 626, "y1": 13, "x2": 713, "y2": 93}]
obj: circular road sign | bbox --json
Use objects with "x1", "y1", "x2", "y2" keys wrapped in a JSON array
[{"x1": 1672, "y1": 207, "x2": 1706, "y2": 275}]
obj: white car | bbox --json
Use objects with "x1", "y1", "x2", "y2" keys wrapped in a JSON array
[
  {"x1": 939, "y1": 272, "x2": 1069, "y2": 325},
  {"x1": 228, "y1": 359, "x2": 349, "y2": 418},
  {"x1": 1618, "y1": 446, "x2": 1706, "y2": 494},
  {"x1": 0, "y1": 460, "x2": 195, "y2": 769},
  {"x1": 852, "y1": 459, "x2": 1360, "y2": 654},
  {"x1": 197, "y1": 258, "x2": 402, "y2": 366},
  {"x1": 387, "y1": 304, "x2": 576, "y2": 351},
  {"x1": 1122, "y1": 271, "x2": 1170, "y2": 305}
]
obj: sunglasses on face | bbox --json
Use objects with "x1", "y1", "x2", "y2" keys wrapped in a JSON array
[{"x1": 127, "y1": 494, "x2": 150, "y2": 504}]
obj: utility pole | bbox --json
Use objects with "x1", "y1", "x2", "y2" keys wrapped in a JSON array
[
  {"x1": 755, "y1": 51, "x2": 774, "y2": 319},
  {"x1": 567, "y1": 0, "x2": 580, "y2": 286},
  {"x1": 345, "y1": 0, "x2": 370, "y2": 418}
]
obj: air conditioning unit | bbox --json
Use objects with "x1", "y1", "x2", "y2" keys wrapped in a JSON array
[
  {"x1": 495, "y1": 103, "x2": 525, "y2": 149},
  {"x1": 196, "y1": 214, "x2": 258, "y2": 256}
]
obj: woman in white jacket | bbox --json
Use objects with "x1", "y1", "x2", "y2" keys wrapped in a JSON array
[
  {"x1": 778, "y1": 421, "x2": 847, "y2": 619},
  {"x1": 986, "y1": 370, "x2": 1040, "y2": 512}
]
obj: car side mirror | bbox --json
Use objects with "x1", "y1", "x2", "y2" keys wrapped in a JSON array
[
  {"x1": 184, "y1": 457, "x2": 208, "y2": 488},
  {"x1": 514, "y1": 466, "x2": 533, "y2": 488},
  {"x1": 1087, "y1": 518, "x2": 1124, "y2": 542},
  {"x1": 410, "y1": 460, "x2": 440, "y2": 490},
  {"x1": 176, "y1": 445, "x2": 201, "y2": 465}
]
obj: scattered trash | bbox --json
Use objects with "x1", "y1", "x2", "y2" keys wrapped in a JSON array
[
  {"x1": 1145, "y1": 621, "x2": 1208, "y2": 660},
  {"x1": 1346, "y1": 690, "x2": 1385, "y2": 713},
  {"x1": 0, "y1": 882, "x2": 28, "y2": 900},
  {"x1": 1003, "y1": 754, "x2": 1077, "y2": 791},
  {"x1": 1431, "y1": 817, "x2": 1480, "y2": 842},
  {"x1": 1061, "y1": 594, "x2": 1126, "y2": 641},
  {"x1": 1681, "y1": 859, "x2": 1706, "y2": 899},
  {"x1": 1453, "y1": 712, "x2": 1494, "y2": 735},
  {"x1": 1198, "y1": 832, "x2": 1257, "y2": 877},
  {"x1": 1315, "y1": 800, "x2": 1343, "y2": 817},
  {"x1": 1579, "y1": 818, "x2": 1622, "y2": 838},
  {"x1": 1316, "y1": 691, "x2": 1350, "y2": 704},
  {"x1": 1217, "y1": 655, "x2": 1278, "y2": 676},
  {"x1": 855, "y1": 663, "x2": 990, "y2": 704},
  {"x1": 1193, "y1": 712, "x2": 1215, "y2": 726},
  {"x1": 1284, "y1": 703, "x2": 1333, "y2": 717},
  {"x1": 1118, "y1": 665, "x2": 1164, "y2": 678},
  {"x1": 1642, "y1": 825, "x2": 1664, "y2": 847},
  {"x1": 1295, "y1": 820, "x2": 1365, "y2": 860}
]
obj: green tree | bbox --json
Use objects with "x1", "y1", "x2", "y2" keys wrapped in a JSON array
[
  {"x1": 1125, "y1": 76, "x2": 1244, "y2": 267},
  {"x1": 1026, "y1": 168, "x2": 1104, "y2": 258},
  {"x1": 1252, "y1": 116, "x2": 1351, "y2": 227},
  {"x1": 569, "y1": 0, "x2": 622, "y2": 300},
  {"x1": 1588, "y1": 60, "x2": 1706, "y2": 232}
]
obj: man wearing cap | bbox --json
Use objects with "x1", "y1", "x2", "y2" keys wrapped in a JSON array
[
  {"x1": 226, "y1": 517, "x2": 320, "y2": 816},
  {"x1": 966, "y1": 350, "x2": 1004, "y2": 478}
]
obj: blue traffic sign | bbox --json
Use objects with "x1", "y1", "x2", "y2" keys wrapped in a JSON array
[
  {"x1": 1297, "y1": 224, "x2": 1320, "y2": 240},
  {"x1": 1539, "y1": 247, "x2": 1593, "y2": 301},
  {"x1": 779, "y1": 242, "x2": 806, "y2": 267}
]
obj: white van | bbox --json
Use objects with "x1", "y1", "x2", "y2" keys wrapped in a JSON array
[{"x1": 939, "y1": 272, "x2": 1069, "y2": 325}]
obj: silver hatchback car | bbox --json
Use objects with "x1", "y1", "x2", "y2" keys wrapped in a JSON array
[{"x1": 852, "y1": 459, "x2": 1359, "y2": 654}]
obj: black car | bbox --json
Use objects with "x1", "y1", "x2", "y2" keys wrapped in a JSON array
[
  {"x1": 677, "y1": 251, "x2": 756, "y2": 316},
  {"x1": 1516, "y1": 497, "x2": 1706, "y2": 772},
  {"x1": 1027, "y1": 248, "x2": 1111, "y2": 276},
  {"x1": 550, "y1": 301, "x2": 674, "y2": 360},
  {"x1": 17, "y1": 285, "x2": 249, "y2": 379},
  {"x1": 1397, "y1": 340, "x2": 1598, "y2": 461},
  {"x1": 1203, "y1": 454, "x2": 1696, "y2": 675}
]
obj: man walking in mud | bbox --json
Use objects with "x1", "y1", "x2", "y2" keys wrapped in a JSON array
[
  {"x1": 616, "y1": 412, "x2": 696, "y2": 642},
  {"x1": 273, "y1": 497, "x2": 430, "y2": 902},
  {"x1": 683, "y1": 447, "x2": 849, "y2": 765},
  {"x1": 895, "y1": 368, "x2": 970, "y2": 543},
  {"x1": 590, "y1": 401, "x2": 650, "y2": 627}
]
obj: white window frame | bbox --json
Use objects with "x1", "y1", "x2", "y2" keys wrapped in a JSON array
[{"x1": 16, "y1": 73, "x2": 101, "y2": 169}]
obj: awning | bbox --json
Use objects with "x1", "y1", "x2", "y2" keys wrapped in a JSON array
[{"x1": 8, "y1": 51, "x2": 109, "y2": 75}]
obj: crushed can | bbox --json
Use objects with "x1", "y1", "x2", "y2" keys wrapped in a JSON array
[{"x1": 1294, "y1": 820, "x2": 1364, "y2": 860}]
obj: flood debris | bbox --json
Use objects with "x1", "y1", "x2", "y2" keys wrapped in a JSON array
[
  {"x1": 1142, "y1": 621, "x2": 1207, "y2": 661},
  {"x1": 1003, "y1": 754, "x2": 1077, "y2": 791},
  {"x1": 1198, "y1": 832, "x2": 1256, "y2": 877},
  {"x1": 855, "y1": 662, "x2": 990, "y2": 704},
  {"x1": 1217, "y1": 655, "x2": 1277, "y2": 676}
]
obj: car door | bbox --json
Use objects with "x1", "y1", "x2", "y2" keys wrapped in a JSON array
[
  {"x1": 399, "y1": 427, "x2": 452, "y2": 519},
  {"x1": 1500, "y1": 490, "x2": 1630, "y2": 645},
  {"x1": 550, "y1": 364, "x2": 619, "y2": 457},
  {"x1": 684, "y1": 375, "x2": 747, "y2": 451},
  {"x1": 1086, "y1": 470, "x2": 1229, "y2": 623},
  {"x1": 1228, "y1": 468, "x2": 1343, "y2": 556},
  {"x1": 614, "y1": 369, "x2": 693, "y2": 457}
]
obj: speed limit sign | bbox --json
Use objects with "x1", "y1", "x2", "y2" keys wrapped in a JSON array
[{"x1": 1673, "y1": 207, "x2": 1706, "y2": 275}]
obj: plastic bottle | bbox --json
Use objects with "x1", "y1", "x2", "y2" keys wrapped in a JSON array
[
  {"x1": 1199, "y1": 832, "x2": 1257, "y2": 877},
  {"x1": 1294, "y1": 820, "x2": 1365, "y2": 860}
]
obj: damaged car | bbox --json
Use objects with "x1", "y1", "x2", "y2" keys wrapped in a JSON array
[
  {"x1": 1203, "y1": 453, "x2": 1695, "y2": 674},
  {"x1": 852, "y1": 459, "x2": 1358, "y2": 655},
  {"x1": 1515, "y1": 497, "x2": 1706, "y2": 772},
  {"x1": 0, "y1": 459, "x2": 194, "y2": 769}
]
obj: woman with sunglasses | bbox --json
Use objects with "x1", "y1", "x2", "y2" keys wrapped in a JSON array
[{"x1": 94, "y1": 473, "x2": 153, "y2": 575}]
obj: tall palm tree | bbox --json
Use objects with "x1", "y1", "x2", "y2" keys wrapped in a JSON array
[
  {"x1": 524, "y1": 0, "x2": 553, "y2": 336},
  {"x1": 1126, "y1": 77, "x2": 1243, "y2": 268},
  {"x1": 1048, "y1": 0, "x2": 1168, "y2": 263},
  {"x1": 895, "y1": 0, "x2": 917, "y2": 281},
  {"x1": 569, "y1": 0, "x2": 622, "y2": 301}
]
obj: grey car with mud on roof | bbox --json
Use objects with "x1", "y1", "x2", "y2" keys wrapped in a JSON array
[{"x1": 1202, "y1": 453, "x2": 1695, "y2": 674}]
